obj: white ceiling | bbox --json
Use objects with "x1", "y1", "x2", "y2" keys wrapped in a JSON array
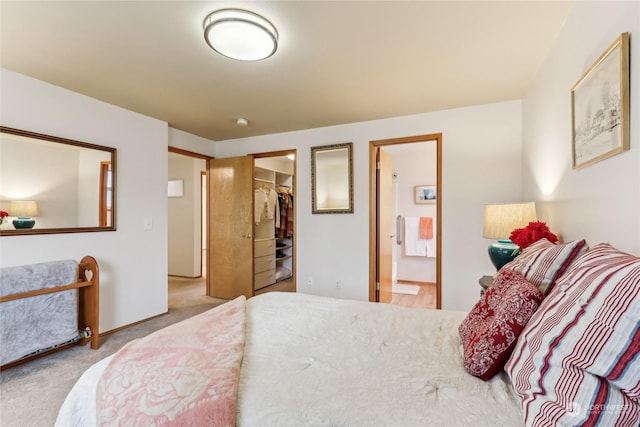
[{"x1": 0, "y1": 1, "x2": 575, "y2": 142}]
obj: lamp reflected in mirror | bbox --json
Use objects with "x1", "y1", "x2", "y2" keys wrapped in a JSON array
[
  {"x1": 0, "y1": 126, "x2": 117, "y2": 236},
  {"x1": 10, "y1": 200, "x2": 38, "y2": 229}
]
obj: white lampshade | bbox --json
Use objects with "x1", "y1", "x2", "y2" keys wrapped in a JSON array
[
  {"x1": 10, "y1": 200, "x2": 39, "y2": 217},
  {"x1": 483, "y1": 202, "x2": 536, "y2": 240},
  {"x1": 203, "y1": 9, "x2": 278, "y2": 61}
]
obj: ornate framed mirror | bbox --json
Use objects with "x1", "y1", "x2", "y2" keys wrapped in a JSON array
[{"x1": 311, "y1": 142, "x2": 354, "y2": 214}]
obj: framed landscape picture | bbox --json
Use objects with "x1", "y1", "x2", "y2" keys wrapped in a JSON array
[
  {"x1": 415, "y1": 185, "x2": 436, "y2": 204},
  {"x1": 571, "y1": 32, "x2": 630, "y2": 170}
]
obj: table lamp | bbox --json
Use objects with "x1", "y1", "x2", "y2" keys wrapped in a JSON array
[
  {"x1": 483, "y1": 202, "x2": 536, "y2": 270},
  {"x1": 10, "y1": 200, "x2": 39, "y2": 229}
]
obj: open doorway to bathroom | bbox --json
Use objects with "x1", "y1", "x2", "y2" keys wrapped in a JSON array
[{"x1": 369, "y1": 134, "x2": 442, "y2": 309}]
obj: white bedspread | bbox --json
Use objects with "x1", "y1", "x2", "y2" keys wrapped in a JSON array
[
  {"x1": 238, "y1": 293, "x2": 523, "y2": 426},
  {"x1": 57, "y1": 292, "x2": 524, "y2": 426}
]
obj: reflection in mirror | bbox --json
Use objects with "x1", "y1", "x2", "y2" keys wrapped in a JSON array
[
  {"x1": 0, "y1": 126, "x2": 117, "y2": 236},
  {"x1": 311, "y1": 142, "x2": 354, "y2": 214}
]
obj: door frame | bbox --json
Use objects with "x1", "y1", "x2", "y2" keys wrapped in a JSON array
[
  {"x1": 252, "y1": 149, "x2": 297, "y2": 293},
  {"x1": 368, "y1": 133, "x2": 442, "y2": 308},
  {"x1": 168, "y1": 146, "x2": 213, "y2": 295}
]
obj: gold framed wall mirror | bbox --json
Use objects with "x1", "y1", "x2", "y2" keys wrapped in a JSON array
[
  {"x1": 0, "y1": 126, "x2": 117, "y2": 236},
  {"x1": 311, "y1": 142, "x2": 354, "y2": 214}
]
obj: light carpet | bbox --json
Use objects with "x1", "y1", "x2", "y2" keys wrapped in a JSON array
[{"x1": 0, "y1": 277, "x2": 226, "y2": 427}]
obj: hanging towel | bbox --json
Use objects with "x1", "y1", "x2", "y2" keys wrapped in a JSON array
[
  {"x1": 404, "y1": 217, "x2": 427, "y2": 256},
  {"x1": 426, "y1": 217, "x2": 437, "y2": 258},
  {"x1": 419, "y1": 217, "x2": 433, "y2": 239}
]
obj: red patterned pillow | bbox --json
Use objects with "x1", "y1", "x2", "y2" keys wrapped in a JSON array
[
  {"x1": 458, "y1": 269, "x2": 544, "y2": 380},
  {"x1": 504, "y1": 238, "x2": 587, "y2": 295},
  {"x1": 505, "y1": 243, "x2": 640, "y2": 426}
]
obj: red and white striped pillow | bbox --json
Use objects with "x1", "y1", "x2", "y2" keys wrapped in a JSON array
[
  {"x1": 505, "y1": 243, "x2": 640, "y2": 426},
  {"x1": 504, "y1": 238, "x2": 587, "y2": 295}
]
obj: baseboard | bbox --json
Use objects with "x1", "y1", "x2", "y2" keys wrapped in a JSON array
[
  {"x1": 168, "y1": 274, "x2": 202, "y2": 279},
  {"x1": 100, "y1": 311, "x2": 169, "y2": 338}
]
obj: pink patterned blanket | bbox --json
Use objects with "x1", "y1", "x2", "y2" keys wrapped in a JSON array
[{"x1": 96, "y1": 296, "x2": 246, "y2": 427}]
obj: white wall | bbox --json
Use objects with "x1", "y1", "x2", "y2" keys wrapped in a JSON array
[
  {"x1": 0, "y1": 69, "x2": 170, "y2": 332},
  {"x1": 168, "y1": 127, "x2": 216, "y2": 157},
  {"x1": 215, "y1": 100, "x2": 523, "y2": 311},
  {"x1": 522, "y1": 1, "x2": 640, "y2": 255}
]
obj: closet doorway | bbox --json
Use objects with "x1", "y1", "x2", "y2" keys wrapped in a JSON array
[
  {"x1": 253, "y1": 151, "x2": 296, "y2": 295},
  {"x1": 369, "y1": 134, "x2": 442, "y2": 309},
  {"x1": 208, "y1": 150, "x2": 296, "y2": 299}
]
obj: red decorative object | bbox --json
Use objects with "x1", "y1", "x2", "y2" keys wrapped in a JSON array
[
  {"x1": 458, "y1": 269, "x2": 544, "y2": 380},
  {"x1": 509, "y1": 221, "x2": 558, "y2": 250},
  {"x1": 0, "y1": 210, "x2": 8, "y2": 218}
]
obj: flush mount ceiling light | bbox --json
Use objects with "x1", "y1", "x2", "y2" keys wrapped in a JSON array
[{"x1": 203, "y1": 9, "x2": 278, "y2": 61}]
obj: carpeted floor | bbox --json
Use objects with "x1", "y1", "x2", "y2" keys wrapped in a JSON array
[{"x1": 0, "y1": 277, "x2": 226, "y2": 427}]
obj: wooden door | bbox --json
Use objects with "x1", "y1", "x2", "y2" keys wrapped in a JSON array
[
  {"x1": 208, "y1": 156, "x2": 254, "y2": 299},
  {"x1": 377, "y1": 148, "x2": 394, "y2": 303}
]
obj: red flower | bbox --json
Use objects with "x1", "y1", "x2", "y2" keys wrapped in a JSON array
[
  {"x1": 0, "y1": 210, "x2": 8, "y2": 218},
  {"x1": 509, "y1": 221, "x2": 558, "y2": 249}
]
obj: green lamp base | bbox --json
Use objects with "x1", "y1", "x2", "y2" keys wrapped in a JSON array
[
  {"x1": 13, "y1": 217, "x2": 36, "y2": 229},
  {"x1": 488, "y1": 239, "x2": 519, "y2": 270}
]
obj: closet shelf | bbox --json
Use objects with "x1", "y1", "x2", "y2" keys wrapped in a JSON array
[
  {"x1": 255, "y1": 237, "x2": 276, "y2": 243},
  {"x1": 255, "y1": 177, "x2": 274, "y2": 184},
  {"x1": 276, "y1": 255, "x2": 292, "y2": 262}
]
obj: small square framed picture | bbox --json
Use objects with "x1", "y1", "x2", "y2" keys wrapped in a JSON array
[{"x1": 415, "y1": 185, "x2": 436, "y2": 204}]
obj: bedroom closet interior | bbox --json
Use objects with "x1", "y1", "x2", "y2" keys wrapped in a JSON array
[{"x1": 253, "y1": 155, "x2": 295, "y2": 294}]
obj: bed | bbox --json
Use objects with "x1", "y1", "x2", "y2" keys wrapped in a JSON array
[{"x1": 56, "y1": 240, "x2": 640, "y2": 426}]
